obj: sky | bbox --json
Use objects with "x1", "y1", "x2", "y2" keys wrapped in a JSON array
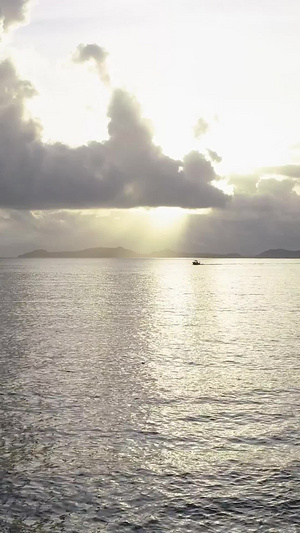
[{"x1": 1, "y1": 0, "x2": 300, "y2": 256}]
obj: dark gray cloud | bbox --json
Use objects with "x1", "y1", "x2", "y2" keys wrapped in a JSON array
[
  {"x1": 0, "y1": 59, "x2": 229, "y2": 210},
  {"x1": 73, "y1": 43, "x2": 110, "y2": 86},
  {"x1": 0, "y1": 0, "x2": 31, "y2": 33}
]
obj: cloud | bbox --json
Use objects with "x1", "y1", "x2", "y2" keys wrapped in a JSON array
[
  {"x1": 229, "y1": 173, "x2": 260, "y2": 195},
  {"x1": 178, "y1": 173, "x2": 300, "y2": 256},
  {"x1": 0, "y1": 59, "x2": 229, "y2": 210},
  {"x1": 73, "y1": 43, "x2": 110, "y2": 86},
  {"x1": 0, "y1": 205, "x2": 187, "y2": 257},
  {"x1": 194, "y1": 117, "x2": 209, "y2": 139},
  {"x1": 261, "y1": 165, "x2": 300, "y2": 178},
  {"x1": 0, "y1": 0, "x2": 31, "y2": 34},
  {"x1": 2, "y1": 167, "x2": 300, "y2": 257},
  {"x1": 207, "y1": 149, "x2": 222, "y2": 163},
  {"x1": 2, "y1": 44, "x2": 299, "y2": 257},
  {"x1": 229, "y1": 172, "x2": 299, "y2": 213}
]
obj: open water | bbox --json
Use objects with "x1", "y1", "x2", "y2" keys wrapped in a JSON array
[{"x1": 0, "y1": 258, "x2": 299, "y2": 532}]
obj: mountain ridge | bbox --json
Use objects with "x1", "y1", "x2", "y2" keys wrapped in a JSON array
[
  {"x1": 18, "y1": 246, "x2": 138, "y2": 259},
  {"x1": 17, "y1": 246, "x2": 300, "y2": 259},
  {"x1": 256, "y1": 248, "x2": 300, "y2": 258}
]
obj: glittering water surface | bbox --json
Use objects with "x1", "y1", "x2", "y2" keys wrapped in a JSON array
[{"x1": 0, "y1": 258, "x2": 299, "y2": 532}]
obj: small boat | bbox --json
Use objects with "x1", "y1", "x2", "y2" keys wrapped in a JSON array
[{"x1": 192, "y1": 259, "x2": 202, "y2": 265}]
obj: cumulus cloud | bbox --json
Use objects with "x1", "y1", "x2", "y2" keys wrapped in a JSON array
[
  {"x1": 0, "y1": 0, "x2": 31, "y2": 34},
  {"x1": 0, "y1": 59, "x2": 229, "y2": 210},
  {"x1": 73, "y1": 43, "x2": 110, "y2": 86}
]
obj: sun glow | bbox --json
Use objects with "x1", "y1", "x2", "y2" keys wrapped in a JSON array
[
  {"x1": 147, "y1": 207, "x2": 187, "y2": 228},
  {"x1": 109, "y1": 207, "x2": 189, "y2": 254}
]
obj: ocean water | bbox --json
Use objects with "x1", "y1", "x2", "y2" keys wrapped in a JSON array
[{"x1": 0, "y1": 258, "x2": 299, "y2": 532}]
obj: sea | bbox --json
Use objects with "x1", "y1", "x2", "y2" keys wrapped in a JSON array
[{"x1": 0, "y1": 258, "x2": 299, "y2": 532}]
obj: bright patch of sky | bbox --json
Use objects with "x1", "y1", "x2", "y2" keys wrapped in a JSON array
[{"x1": 8, "y1": 0, "x2": 300, "y2": 174}]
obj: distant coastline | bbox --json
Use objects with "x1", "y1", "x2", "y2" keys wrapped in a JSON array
[{"x1": 16, "y1": 247, "x2": 300, "y2": 259}]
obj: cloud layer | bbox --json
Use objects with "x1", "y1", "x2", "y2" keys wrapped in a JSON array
[{"x1": 0, "y1": 59, "x2": 228, "y2": 210}]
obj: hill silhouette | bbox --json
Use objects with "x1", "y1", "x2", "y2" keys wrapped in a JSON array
[
  {"x1": 18, "y1": 247, "x2": 139, "y2": 258},
  {"x1": 17, "y1": 246, "x2": 300, "y2": 259},
  {"x1": 256, "y1": 249, "x2": 300, "y2": 258}
]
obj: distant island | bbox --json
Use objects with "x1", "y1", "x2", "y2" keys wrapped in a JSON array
[
  {"x1": 18, "y1": 247, "x2": 138, "y2": 259},
  {"x1": 256, "y1": 248, "x2": 300, "y2": 258},
  {"x1": 17, "y1": 247, "x2": 300, "y2": 259}
]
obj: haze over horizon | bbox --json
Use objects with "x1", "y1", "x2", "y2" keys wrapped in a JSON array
[{"x1": 1, "y1": 0, "x2": 300, "y2": 256}]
